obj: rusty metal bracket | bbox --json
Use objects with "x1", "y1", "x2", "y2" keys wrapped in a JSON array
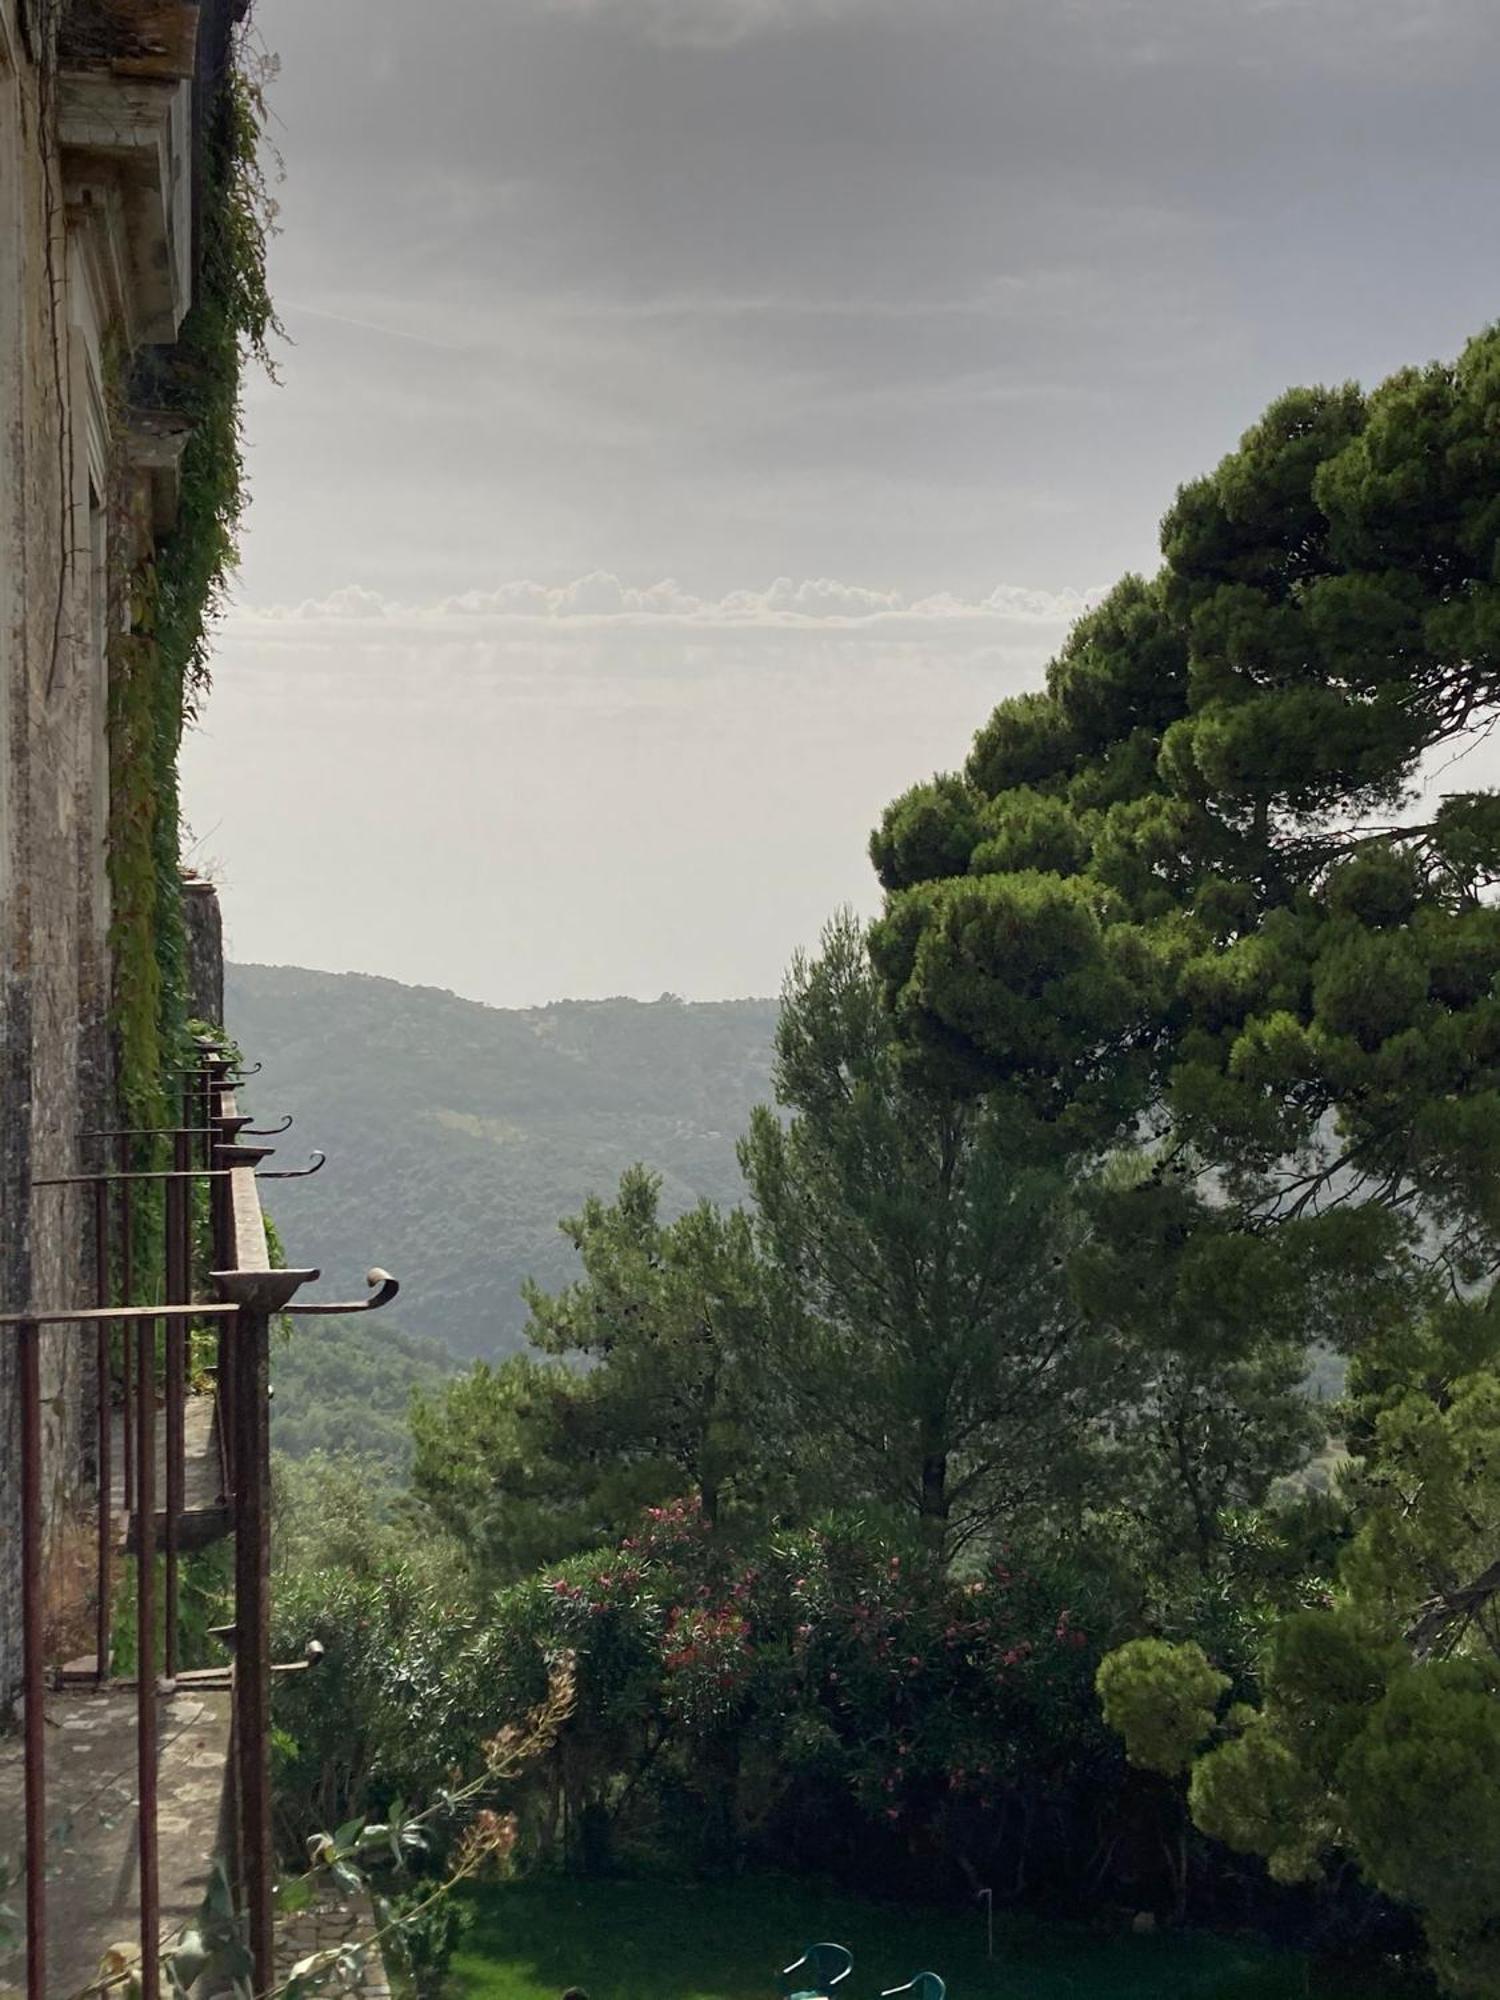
[
  {"x1": 0, "y1": 1302, "x2": 238, "y2": 1326},
  {"x1": 79, "y1": 1123, "x2": 216, "y2": 1139},
  {"x1": 37, "y1": 1152, "x2": 326, "y2": 1188},
  {"x1": 258, "y1": 1150, "x2": 326, "y2": 1181},
  {"x1": 286, "y1": 1268, "x2": 400, "y2": 1317}
]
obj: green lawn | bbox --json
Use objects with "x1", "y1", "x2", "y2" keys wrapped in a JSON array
[{"x1": 449, "y1": 1877, "x2": 1396, "y2": 2000}]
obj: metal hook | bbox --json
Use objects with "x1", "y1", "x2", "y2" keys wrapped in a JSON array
[
  {"x1": 243, "y1": 1114, "x2": 293, "y2": 1137},
  {"x1": 256, "y1": 1150, "x2": 325, "y2": 1181},
  {"x1": 286, "y1": 1267, "x2": 400, "y2": 1317}
]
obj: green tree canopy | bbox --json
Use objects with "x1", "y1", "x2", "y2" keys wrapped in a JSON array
[
  {"x1": 741, "y1": 914, "x2": 1107, "y2": 1557},
  {"x1": 1190, "y1": 1629, "x2": 1500, "y2": 1994},
  {"x1": 410, "y1": 1171, "x2": 779, "y2": 1577},
  {"x1": 881, "y1": 325, "x2": 1500, "y2": 1992},
  {"x1": 870, "y1": 328, "x2": 1500, "y2": 1280},
  {"x1": 1097, "y1": 1157, "x2": 1500, "y2": 1993},
  {"x1": 409, "y1": 1352, "x2": 640, "y2": 1580},
  {"x1": 521, "y1": 1167, "x2": 772, "y2": 1532},
  {"x1": 741, "y1": 914, "x2": 1316, "y2": 1562}
]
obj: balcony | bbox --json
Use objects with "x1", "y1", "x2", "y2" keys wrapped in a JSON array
[{"x1": 0, "y1": 1040, "x2": 397, "y2": 1998}]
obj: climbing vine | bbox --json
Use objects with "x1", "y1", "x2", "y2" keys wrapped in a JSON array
[{"x1": 106, "y1": 19, "x2": 281, "y2": 1152}]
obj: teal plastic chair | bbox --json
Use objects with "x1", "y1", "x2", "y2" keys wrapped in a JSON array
[
  {"x1": 882, "y1": 1975, "x2": 945, "y2": 2000},
  {"x1": 781, "y1": 1944, "x2": 854, "y2": 2000}
]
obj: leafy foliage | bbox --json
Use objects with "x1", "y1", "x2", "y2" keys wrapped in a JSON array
[
  {"x1": 874, "y1": 326, "x2": 1500, "y2": 1994},
  {"x1": 741, "y1": 913, "x2": 1103, "y2": 1558},
  {"x1": 1098, "y1": 1640, "x2": 1231, "y2": 1776},
  {"x1": 470, "y1": 1500, "x2": 1130, "y2": 1890},
  {"x1": 109, "y1": 36, "x2": 279, "y2": 1139},
  {"x1": 871, "y1": 329, "x2": 1500, "y2": 1312},
  {"x1": 1095, "y1": 1302, "x2": 1500, "y2": 1992},
  {"x1": 411, "y1": 916, "x2": 1324, "y2": 1590},
  {"x1": 522, "y1": 1170, "x2": 773, "y2": 1531}
]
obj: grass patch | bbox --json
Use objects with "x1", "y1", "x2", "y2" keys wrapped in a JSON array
[{"x1": 449, "y1": 1877, "x2": 1393, "y2": 2000}]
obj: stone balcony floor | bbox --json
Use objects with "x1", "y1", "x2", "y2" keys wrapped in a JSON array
[{"x1": 0, "y1": 1688, "x2": 230, "y2": 1998}]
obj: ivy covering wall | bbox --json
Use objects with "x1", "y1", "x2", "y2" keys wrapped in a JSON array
[{"x1": 107, "y1": 27, "x2": 278, "y2": 1145}]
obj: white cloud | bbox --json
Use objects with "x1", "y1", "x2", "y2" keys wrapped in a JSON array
[
  {"x1": 233, "y1": 570, "x2": 1103, "y2": 638},
  {"x1": 548, "y1": 0, "x2": 1483, "y2": 59},
  {"x1": 544, "y1": 0, "x2": 892, "y2": 48},
  {"x1": 1062, "y1": 0, "x2": 1487, "y2": 72},
  {"x1": 189, "y1": 562, "x2": 1074, "y2": 1007}
]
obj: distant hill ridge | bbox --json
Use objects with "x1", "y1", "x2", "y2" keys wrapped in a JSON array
[{"x1": 227, "y1": 964, "x2": 778, "y2": 1356}]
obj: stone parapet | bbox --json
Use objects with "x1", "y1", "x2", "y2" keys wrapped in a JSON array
[{"x1": 182, "y1": 876, "x2": 226, "y2": 1028}]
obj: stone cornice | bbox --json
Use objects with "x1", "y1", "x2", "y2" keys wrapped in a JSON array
[{"x1": 58, "y1": 68, "x2": 192, "y2": 343}]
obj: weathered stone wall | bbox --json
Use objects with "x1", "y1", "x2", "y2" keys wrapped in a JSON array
[
  {"x1": 0, "y1": 0, "x2": 116, "y2": 1705},
  {"x1": 183, "y1": 877, "x2": 226, "y2": 1027}
]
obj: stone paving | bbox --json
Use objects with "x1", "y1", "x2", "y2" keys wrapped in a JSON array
[
  {"x1": 274, "y1": 1893, "x2": 393, "y2": 1998},
  {"x1": 0, "y1": 1673, "x2": 392, "y2": 1997},
  {"x1": 0, "y1": 1688, "x2": 230, "y2": 1998}
]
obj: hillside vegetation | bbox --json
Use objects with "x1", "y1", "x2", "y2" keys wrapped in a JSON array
[
  {"x1": 271, "y1": 1316, "x2": 454, "y2": 1468},
  {"x1": 229, "y1": 964, "x2": 776, "y2": 1356}
]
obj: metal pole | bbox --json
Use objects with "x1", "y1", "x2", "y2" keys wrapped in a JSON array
[
  {"x1": 175, "y1": 1127, "x2": 195, "y2": 1302},
  {"x1": 180, "y1": 1086, "x2": 200, "y2": 1284},
  {"x1": 137, "y1": 1312, "x2": 160, "y2": 2000},
  {"x1": 197, "y1": 1068, "x2": 213, "y2": 1174},
  {"x1": 20, "y1": 1318, "x2": 46, "y2": 2000},
  {"x1": 119, "y1": 1135, "x2": 135, "y2": 1502},
  {"x1": 164, "y1": 1141, "x2": 188, "y2": 1680},
  {"x1": 94, "y1": 1177, "x2": 113, "y2": 1683},
  {"x1": 211, "y1": 1109, "x2": 234, "y2": 1490},
  {"x1": 233, "y1": 1301, "x2": 275, "y2": 1994}
]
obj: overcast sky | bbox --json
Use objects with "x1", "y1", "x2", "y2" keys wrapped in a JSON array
[{"x1": 182, "y1": 0, "x2": 1500, "y2": 1006}]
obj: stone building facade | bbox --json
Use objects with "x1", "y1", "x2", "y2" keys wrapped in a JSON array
[{"x1": 0, "y1": 0, "x2": 225, "y2": 1705}]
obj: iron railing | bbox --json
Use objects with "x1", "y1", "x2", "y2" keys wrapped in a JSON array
[{"x1": 3, "y1": 1037, "x2": 397, "y2": 1998}]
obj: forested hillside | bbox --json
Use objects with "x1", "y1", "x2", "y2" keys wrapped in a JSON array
[
  {"x1": 271, "y1": 1316, "x2": 454, "y2": 1467},
  {"x1": 229, "y1": 965, "x2": 776, "y2": 1355}
]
